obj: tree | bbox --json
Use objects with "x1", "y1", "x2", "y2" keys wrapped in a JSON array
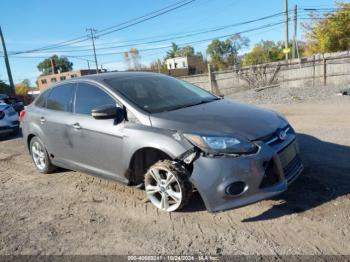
[
  {"x1": 37, "y1": 55, "x2": 73, "y2": 75},
  {"x1": 165, "y1": 43, "x2": 195, "y2": 58},
  {"x1": 176, "y1": 46, "x2": 195, "y2": 57},
  {"x1": 149, "y1": 59, "x2": 168, "y2": 73},
  {"x1": 130, "y1": 48, "x2": 141, "y2": 70},
  {"x1": 243, "y1": 40, "x2": 285, "y2": 66},
  {"x1": 15, "y1": 79, "x2": 32, "y2": 96},
  {"x1": 166, "y1": 42, "x2": 180, "y2": 59},
  {"x1": 303, "y1": 2, "x2": 350, "y2": 55},
  {"x1": 207, "y1": 34, "x2": 249, "y2": 70}
]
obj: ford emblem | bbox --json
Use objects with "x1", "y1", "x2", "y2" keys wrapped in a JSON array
[{"x1": 278, "y1": 130, "x2": 287, "y2": 140}]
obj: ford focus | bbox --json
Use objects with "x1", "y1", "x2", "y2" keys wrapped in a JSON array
[{"x1": 21, "y1": 72, "x2": 303, "y2": 212}]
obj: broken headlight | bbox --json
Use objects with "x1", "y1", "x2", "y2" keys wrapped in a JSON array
[{"x1": 183, "y1": 134, "x2": 258, "y2": 155}]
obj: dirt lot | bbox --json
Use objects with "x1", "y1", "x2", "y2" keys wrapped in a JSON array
[{"x1": 0, "y1": 97, "x2": 349, "y2": 255}]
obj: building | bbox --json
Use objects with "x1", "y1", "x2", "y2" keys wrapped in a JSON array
[
  {"x1": 165, "y1": 55, "x2": 205, "y2": 77},
  {"x1": 37, "y1": 69, "x2": 101, "y2": 91}
]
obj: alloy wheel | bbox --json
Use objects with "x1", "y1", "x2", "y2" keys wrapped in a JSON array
[
  {"x1": 31, "y1": 141, "x2": 46, "y2": 170},
  {"x1": 145, "y1": 166, "x2": 182, "y2": 212}
]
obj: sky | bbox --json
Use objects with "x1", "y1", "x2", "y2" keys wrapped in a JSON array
[{"x1": 0, "y1": 0, "x2": 338, "y2": 86}]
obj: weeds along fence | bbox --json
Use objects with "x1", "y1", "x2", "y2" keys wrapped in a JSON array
[{"x1": 179, "y1": 51, "x2": 350, "y2": 96}]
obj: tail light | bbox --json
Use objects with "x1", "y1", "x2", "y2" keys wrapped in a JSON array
[{"x1": 19, "y1": 110, "x2": 26, "y2": 121}]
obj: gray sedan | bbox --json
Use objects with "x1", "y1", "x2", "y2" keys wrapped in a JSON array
[{"x1": 21, "y1": 72, "x2": 303, "y2": 212}]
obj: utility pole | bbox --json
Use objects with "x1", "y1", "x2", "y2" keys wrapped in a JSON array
[
  {"x1": 292, "y1": 4, "x2": 298, "y2": 59},
  {"x1": 50, "y1": 58, "x2": 57, "y2": 74},
  {"x1": 86, "y1": 28, "x2": 99, "y2": 74},
  {"x1": 284, "y1": 0, "x2": 289, "y2": 61},
  {"x1": 0, "y1": 26, "x2": 15, "y2": 95},
  {"x1": 87, "y1": 60, "x2": 90, "y2": 70}
]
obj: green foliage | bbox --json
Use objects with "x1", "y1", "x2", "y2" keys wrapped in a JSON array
[
  {"x1": 165, "y1": 42, "x2": 195, "y2": 59},
  {"x1": 304, "y1": 2, "x2": 350, "y2": 54},
  {"x1": 176, "y1": 46, "x2": 195, "y2": 57},
  {"x1": 37, "y1": 55, "x2": 73, "y2": 75},
  {"x1": 206, "y1": 35, "x2": 249, "y2": 70},
  {"x1": 15, "y1": 79, "x2": 32, "y2": 96},
  {"x1": 243, "y1": 40, "x2": 285, "y2": 66},
  {"x1": 166, "y1": 43, "x2": 179, "y2": 59}
]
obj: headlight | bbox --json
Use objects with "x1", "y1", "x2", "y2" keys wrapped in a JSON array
[{"x1": 184, "y1": 134, "x2": 258, "y2": 155}]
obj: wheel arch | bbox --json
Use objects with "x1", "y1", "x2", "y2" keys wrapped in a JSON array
[
  {"x1": 27, "y1": 133, "x2": 36, "y2": 151},
  {"x1": 127, "y1": 147, "x2": 173, "y2": 185}
]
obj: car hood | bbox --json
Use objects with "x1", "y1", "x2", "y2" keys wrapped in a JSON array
[{"x1": 150, "y1": 99, "x2": 287, "y2": 141}]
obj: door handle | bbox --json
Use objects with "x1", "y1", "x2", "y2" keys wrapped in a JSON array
[
  {"x1": 39, "y1": 117, "x2": 46, "y2": 123},
  {"x1": 72, "y1": 123, "x2": 82, "y2": 130}
]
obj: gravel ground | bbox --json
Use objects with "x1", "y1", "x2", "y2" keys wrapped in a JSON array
[
  {"x1": 229, "y1": 84, "x2": 350, "y2": 104},
  {"x1": 0, "y1": 95, "x2": 349, "y2": 255}
]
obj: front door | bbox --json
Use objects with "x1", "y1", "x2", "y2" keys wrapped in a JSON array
[{"x1": 70, "y1": 82, "x2": 126, "y2": 182}]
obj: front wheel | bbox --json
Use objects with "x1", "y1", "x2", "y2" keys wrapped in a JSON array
[{"x1": 144, "y1": 160, "x2": 192, "y2": 212}]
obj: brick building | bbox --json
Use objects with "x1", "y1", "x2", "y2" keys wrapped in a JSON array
[{"x1": 37, "y1": 69, "x2": 101, "y2": 91}]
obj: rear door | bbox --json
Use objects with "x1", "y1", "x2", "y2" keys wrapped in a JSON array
[
  {"x1": 70, "y1": 82, "x2": 126, "y2": 181},
  {"x1": 44, "y1": 83, "x2": 76, "y2": 166}
]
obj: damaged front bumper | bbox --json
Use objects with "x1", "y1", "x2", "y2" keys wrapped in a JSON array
[{"x1": 187, "y1": 133, "x2": 303, "y2": 212}]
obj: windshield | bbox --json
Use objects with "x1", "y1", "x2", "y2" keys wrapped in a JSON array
[{"x1": 104, "y1": 75, "x2": 218, "y2": 113}]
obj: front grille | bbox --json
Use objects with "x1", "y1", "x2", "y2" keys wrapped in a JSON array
[
  {"x1": 278, "y1": 140, "x2": 298, "y2": 168},
  {"x1": 260, "y1": 140, "x2": 301, "y2": 188},
  {"x1": 283, "y1": 156, "x2": 302, "y2": 183},
  {"x1": 260, "y1": 159, "x2": 281, "y2": 188}
]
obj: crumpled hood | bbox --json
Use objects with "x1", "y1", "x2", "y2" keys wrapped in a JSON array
[{"x1": 150, "y1": 99, "x2": 287, "y2": 141}]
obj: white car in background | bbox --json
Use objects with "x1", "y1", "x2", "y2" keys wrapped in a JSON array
[{"x1": 0, "y1": 102, "x2": 20, "y2": 136}]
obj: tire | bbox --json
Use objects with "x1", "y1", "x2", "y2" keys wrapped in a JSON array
[
  {"x1": 29, "y1": 136, "x2": 57, "y2": 174},
  {"x1": 144, "y1": 160, "x2": 192, "y2": 212}
]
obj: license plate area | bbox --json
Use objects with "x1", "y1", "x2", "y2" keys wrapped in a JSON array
[{"x1": 278, "y1": 140, "x2": 298, "y2": 168}]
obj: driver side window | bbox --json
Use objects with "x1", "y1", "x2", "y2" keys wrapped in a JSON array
[{"x1": 75, "y1": 83, "x2": 116, "y2": 115}]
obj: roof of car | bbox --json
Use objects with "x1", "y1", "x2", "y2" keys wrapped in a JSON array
[{"x1": 79, "y1": 71, "x2": 164, "y2": 83}]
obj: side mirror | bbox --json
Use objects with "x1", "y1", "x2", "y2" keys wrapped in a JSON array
[{"x1": 91, "y1": 104, "x2": 123, "y2": 120}]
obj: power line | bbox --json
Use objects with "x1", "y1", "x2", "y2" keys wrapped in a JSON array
[
  {"x1": 95, "y1": 0, "x2": 193, "y2": 35},
  {"x1": 3, "y1": 19, "x2": 292, "y2": 61},
  {"x1": 6, "y1": 7, "x2": 343, "y2": 58},
  {"x1": 10, "y1": 0, "x2": 195, "y2": 55},
  {"x1": 94, "y1": 0, "x2": 196, "y2": 38},
  {"x1": 11, "y1": 7, "x2": 341, "y2": 55},
  {"x1": 14, "y1": 11, "x2": 288, "y2": 54},
  {"x1": 73, "y1": 20, "x2": 288, "y2": 58}
]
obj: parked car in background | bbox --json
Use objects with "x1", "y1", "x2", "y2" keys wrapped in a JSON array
[
  {"x1": 0, "y1": 102, "x2": 20, "y2": 136},
  {"x1": 0, "y1": 96, "x2": 25, "y2": 113},
  {"x1": 0, "y1": 94, "x2": 8, "y2": 100},
  {"x1": 20, "y1": 72, "x2": 303, "y2": 212}
]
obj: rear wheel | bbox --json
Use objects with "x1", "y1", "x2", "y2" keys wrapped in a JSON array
[
  {"x1": 144, "y1": 160, "x2": 192, "y2": 212},
  {"x1": 30, "y1": 136, "x2": 57, "y2": 173}
]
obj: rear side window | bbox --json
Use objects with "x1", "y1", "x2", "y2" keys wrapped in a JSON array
[
  {"x1": 35, "y1": 90, "x2": 51, "y2": 108},
  {"x1": 75, "y1": 83, "x2": 115, "y2": 115},
  {"x1": 46, "y1": 84, "x2": 75, "y2": 112}
]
